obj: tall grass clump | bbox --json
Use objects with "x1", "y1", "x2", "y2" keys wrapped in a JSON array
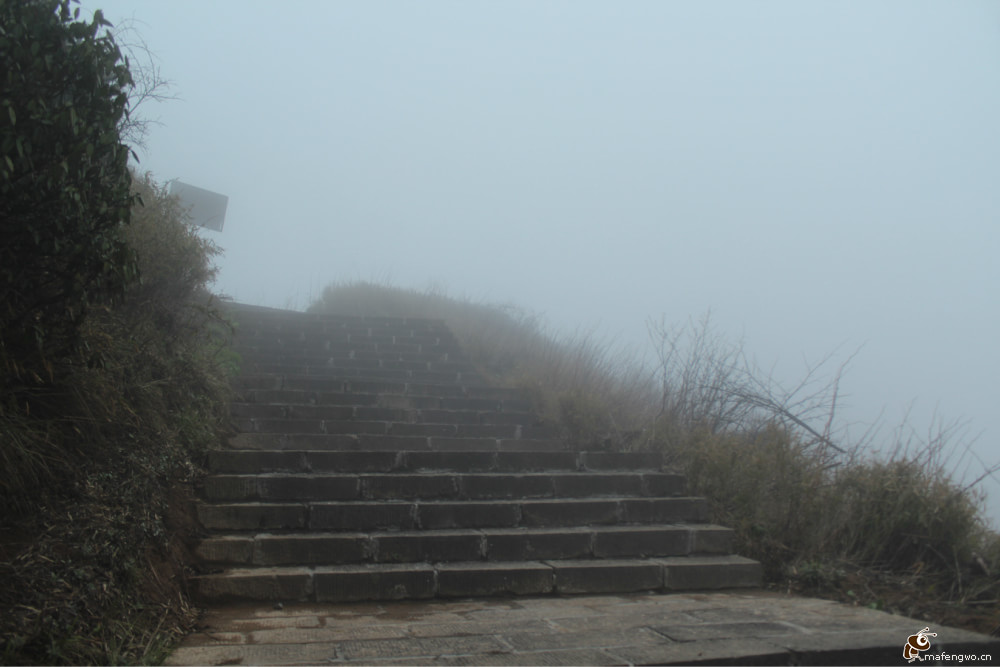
[
  {"x1": 642, "y1": 316, "x2": 998, "y2": 623},
  {"x1": 310, "y1": 281, "x2": 999, "y2": 632},
  {"x1": 0, "y1": 173, "x2": 234, "y2": 665}
]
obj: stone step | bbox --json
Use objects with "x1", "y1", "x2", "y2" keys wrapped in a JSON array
[
  {"x1": 196, "y1": 524, "x2": 735, "y2": 566},
  {"x1": 232, "y1": 316, "x2": 456, "y2": 336},
  {"x1": 238, "y1": 359, "x2": 481, "y2": 375},
  {"x1": 226, "y1": 303, "x2": 451, "y2": 331},
  {"x1": 202, "y1": 471, "x2": 686, "y2": 502},
  {"x1": 234, "y1": 379, "x2": 533, "y2": 406},
  {"x1": 227, "y1": 433, "x2": 567, "y2": 452},
  {"x1": 236, "y1": 327, "x2": 455, "y2": 342},
  {"x1": 235, "y1": 365, "x2": 486, "y2": 384},
  {"x1": 235, "y1": 387, "x2": 532, "y2": 407},
  {"x1": 235, "y1": 318, "x2": 455, "y2": 337},
  {"x1": 196, "y1": 496, "x2": 710, "y2": 531},
  {"x1": 239, "y1": 321, "x2": 454, "y2": 338},
  {"x1": 234, "y1": 340, "x2": 461, "y2": 359},
  {"x1": 207, "y1": 450, "x2": 663, "y2": 474},
  {"x1": 229, "y1": 403, "x2": 543, "y2": 426},
  {"x1": 234, "y1": 371, "x2": 492, "y2": 391},
  {"x1": 238, "y1": 347, "x2": 460, "y2": 365},
  {"x1": 192, "y1": 555, "x2": 763, "y2": 602},
  {"x1": 235, "y1": 329, "x2": 456, "y2": 344},
  {"x1": 228, "y1": 418, "x2": 557, "y2": 439},
  {"x1": 211, "y1": 303, "x2": 764, "y2": 603}
]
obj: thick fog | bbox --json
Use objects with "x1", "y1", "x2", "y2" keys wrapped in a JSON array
[{"x1": 84, "y1": 1, "x2": 1000, "y2": 525}]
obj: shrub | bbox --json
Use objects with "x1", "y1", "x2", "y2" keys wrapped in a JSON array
[
  {"x1": 657, "y1": 423, "x2": 828, "y2": 579},
  {"x1": 0, "y1": 3, "x2": 235, "y2": 662},
  {"x1": 0, "y1": 173, "x2": 233, "y2": 665},
  {"x1": 0, "y1": 0, "x2": 137, "y2": 396},
  {"x1": 826, "y1": 457, "x2": 985, "y2": 572}
]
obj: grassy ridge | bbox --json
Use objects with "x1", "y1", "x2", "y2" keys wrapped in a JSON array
[
  {"x1": 0, "y1": 174, "x2": 235, "y2": 665},
  {"x1": 311, "y1": 280, "x2": 1000, "y2": 636}
]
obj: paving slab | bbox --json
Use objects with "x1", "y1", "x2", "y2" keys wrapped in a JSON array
[{"x1": 166, "y1": 590, "x2": 1000, "y2": 666}]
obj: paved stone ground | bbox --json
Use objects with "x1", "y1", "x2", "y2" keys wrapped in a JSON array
[{"x1": 166, "y1": 591, "x2": 999, "y2": 665}]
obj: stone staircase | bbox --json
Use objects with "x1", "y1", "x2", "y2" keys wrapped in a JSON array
[{"x1": 191, "y1": 303, "x2": 761, "y2": 603}]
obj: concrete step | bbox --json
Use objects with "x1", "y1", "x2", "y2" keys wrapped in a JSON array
[
  {"x1": 234, "y1": 341, "x2": 462, "y2": 360},
  {"x1": 235, "y1": 381, "x2": 533, "y2": 403},
  {"x1": 196, "y1": 496, "x2": 710, "y2": 532},
  {"x1": 232, "y1": 317, "x2": 457, "y2": 338},
  {"x1": 234, "y1": 334, "x2": 459, "y2": 351},
  {"x1": 196, "y1": 524, "x2": 735, "y2": 566},
  {"x1": 192, "y1": 555, "x2": 762, "y2": 602},
  {"x1": 233, "y1": 390, "x2": 525, "y2": 412},
  {"x1": 236, "y1": 327, "x2": 455, "y2": 343},
  {"x1": 234, "y1": 365, "x2": 489, "y2": 385},
  {"x1": 227, "y1": 418, "x2": 557, "y2": 440},
  {"x1": 227, "y1": 433, "x2": 567, "y2": 451},
  {"x1": 237, "y1": 347, "x2": 460, "y2": 364},
  {"x1": 229, "y1": 402, "x2": 545, "y2": 426},
  {"x1": 207, "y1": 450, "x2": 664, "y2": 474},
  {"x1": 238, "y1": 359, "x2": 482, "y2": 376},
  {"x1": 241, "y1": 387, "x2": 532, "y2": 409},
  {"x1": 226, "y1": 303, "x2": 451, "y2": 331},
  {"x1": 202, "y1": 471, "x2": 686, "y2": 502},
  {"x1": 234, "y1": 372, "x2": 496, "y2": 392},
  {"x1": 239, "y1": 321, "x2": 454, "y2": 338},
  {"x1": 211, "y1": 303, "x2": 764, "y2": 603},
  {"x1": 235, "y1": 318, "x2": 456, "y2": 337}
]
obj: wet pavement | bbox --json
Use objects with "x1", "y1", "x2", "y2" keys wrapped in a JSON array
[{"x1": 165, "y1": 590, "x2": 1000, "y2": 665}]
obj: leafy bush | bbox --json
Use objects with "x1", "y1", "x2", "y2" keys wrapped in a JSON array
[
  {"x1": 0, "y1": 173, "x2": 234, "y2": 665},
  {"x1": 0, "y1": 3, "x2": 235, "y2": 662},
  {"x1": 0, "y1": 0, "x2": 137, "y2": 395}
]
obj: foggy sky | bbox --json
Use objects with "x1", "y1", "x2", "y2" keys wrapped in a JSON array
[{"x1": 83, "y1": 1, "x2": 1000, "y2": 524}]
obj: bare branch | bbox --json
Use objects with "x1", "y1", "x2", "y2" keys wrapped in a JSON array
[{"x1": 107, "y1": 16, "x2": 179, "y2": 150}]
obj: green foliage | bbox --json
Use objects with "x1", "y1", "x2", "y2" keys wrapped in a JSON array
[
  {"x1": 0, "y1": 3, "x2": 235, "y2": 662},
  {"x1": 0, "y1": 173, "x2": 234, "y2": 665},
  {"x1": 0, "y1": 0, "x2": 136, "y2": 395}
]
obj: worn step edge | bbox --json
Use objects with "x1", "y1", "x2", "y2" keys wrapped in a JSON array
[
  {"x1": 207, "y1": 449, "x2": 663, "y2": 474},
  {"x1": 226, "y1": 433, "x2": 568, "y2": 452},
  {"x1": 234, "y1": 375, "x2": 504, "y2": 393},
  {"x1": 201, "y1": 471, "x2": 687, "y2": 501},
  {"x1": 230, "y1": 406, "x2": 543, "y2": 427},
  {"x1": 195, "y1": 524, "x2": 736, "y2": 566},
  {"x1": 233, "y1": 379, "x2": 535, "y2": 404},
  {"x1": 191, "y1": 556, "x2": 762, "y2": 602},
  {"x1": 237, "y1": 386, "x2": 535, "y2": 402},
  {"x1": 196, "y1": 496, "x2": 709, "y2": 531},
  {"x1": 227, "y1": 419, "x2": 554, "y2": 440}
]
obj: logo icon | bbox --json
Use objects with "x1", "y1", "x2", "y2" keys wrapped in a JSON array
[{"x1": 903, "y1": 626, "x2": 937, "y2": 663}]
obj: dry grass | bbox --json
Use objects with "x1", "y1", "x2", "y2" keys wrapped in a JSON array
[
  {"x1": 309, "y1": 281, "x2": 659, "y2": 447},
  {"x1": 0, "y1": 173, "x2": 235, "y2": 664},
  {"x1": 311, "y1": 280, "x2": 1000, "y2": 636}
]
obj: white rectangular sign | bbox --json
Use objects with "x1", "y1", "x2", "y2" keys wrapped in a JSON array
[{"x1": 168, "y1": 180, "x2": 228, "y2": 232}]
